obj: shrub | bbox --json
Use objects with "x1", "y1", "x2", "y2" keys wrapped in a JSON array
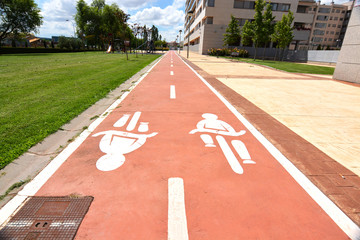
[
  {"x1": 58, "y1": 36, "x2": 83, "y2": 50},
  {"x1": 207, "y1": 47, "x2": 249, "y2": 58}
]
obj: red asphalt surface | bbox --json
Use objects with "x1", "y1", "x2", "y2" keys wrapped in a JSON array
[{"x1": 36, "y1": 51, "x2": 348, "y2": 239}]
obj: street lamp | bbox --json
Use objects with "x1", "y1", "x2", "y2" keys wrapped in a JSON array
[
  {"x1": 176, "y1": 35, "x2": 179, "y2": 50},
  {"x1": 179, "y1": 30, "x2": 182, "y2": 54},
  {"x1": 186, "y1": 10, "x2": 194, "y2": 59},
  {"x1": 66, "y1": 19, "x2": 76, "y2": 38}
]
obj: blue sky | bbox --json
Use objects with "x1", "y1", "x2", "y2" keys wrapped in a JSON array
[{"x1": 34, "y1": 0, "x2": 185, "y2": 42}]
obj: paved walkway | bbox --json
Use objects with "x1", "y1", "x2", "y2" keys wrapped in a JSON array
[{"x1": 1, "y1": 51, "x2": 358, "y2": 239}]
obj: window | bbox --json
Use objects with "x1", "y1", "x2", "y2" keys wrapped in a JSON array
[
  {"x1": 330, "y1": 31, "x2": 334, "y2": 34},
  {"x1": 342, "y1": 10, "x2": 345, "y2": 13},
  {"x1": 234, "y1": 0, "x2": 255, "y2": 9},
  {"x1": 319, "y1": 7, "x2": 331, "y2": 13},
  {"x1": 336, "y1": 9, "x2": 340, "y2": 13},
  {"x1": 207, "y1": 0, "x2": 215, "y2": 7},
  {"x1": 329, "y1": 38, "x2": 332, "y2": 41},
  {"x1": 326, "y1": 31, "x2": 329, "y2": 34},
  {"x1": 332, "y1": 24, "x2": 336, "y2": 27},
  {"x1": 314, "y1": 29, "x2": 325, "y2": 35},
  {"x1": 280, "y1": 4, "x2": 290, "y2": 11},
  {"x1": 328, "y1": 24, "x2": 331, "y2": 27},
  {"x1": 340, "y1": 18, "x2": 343, "y2": 20},
  {"x1": 315, "y1": 23, "x2": 327, "y2": 28},
  {"x1": 334, "y1": 17, "x2": 338, "y2": 20},
  {"x1": 332, "y1": 9, "x2": 335, "y2": 13},
  {"x1": 297, "y1": 5, "x2": 307, "y2": 13},
  {"x1": 330, "y1": 17, "x2": 333, "y2": 20},
  {"x1": 269, "y1": 3, "x2": 289, "y2": 11},
  {"x1": 316, "y1": 15, "x2": 328, "y2": 21},
  {"x1": 324, "y1": 38, "x2": 327, "y2": 41},
  {"x1": 338, "y1": 25, "x2": 341, "y2": 28},
  {"x1": 206, "y1": 17, "x2": 213, "y2": 24},
  {"x1": 270, "y1": 3, "x2": 278, "y2": 11},
  {"x1": 336, "y1": 32, "x2": 339, "y2": 35},
  {"x1": 313, "y1": 37, "x2": 323, "y2": 42}
]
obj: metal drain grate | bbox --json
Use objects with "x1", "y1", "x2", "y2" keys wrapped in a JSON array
[{"x1": 0, "y1": 196, "x2": 93, "y2": 240}]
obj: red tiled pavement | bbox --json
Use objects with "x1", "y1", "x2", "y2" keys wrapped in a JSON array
[{"x1": 33, "y1": 51, "x2": 350, "y2": 239}]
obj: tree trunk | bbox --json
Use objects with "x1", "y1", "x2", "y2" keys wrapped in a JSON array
[{"x1": 274, "y1": 48, "x2": 278, "y2": 61}]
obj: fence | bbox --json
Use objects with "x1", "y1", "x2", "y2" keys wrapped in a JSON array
[{"x1": 228, "y1": 46, "x2": 339, "y2": 63}]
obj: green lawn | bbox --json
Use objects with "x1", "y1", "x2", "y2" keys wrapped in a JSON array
[
  {"x1": 0, "y1": 52, "x2": 160, "y2": 169},
  {"x1": 226, "y1": 57, "x2": 335, "y2": 75}
]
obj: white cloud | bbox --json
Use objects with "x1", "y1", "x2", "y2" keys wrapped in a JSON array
[
  {"x1": 129, "y1": 0, "x2": 185, "y2": 42},
  {"x1": 36, "y1": 0, "x2": 186, "y2": 40},
  {"x1": 130, "y1": 6, "x2": 184, "y2": 27},
  {"x1": 36, "y1": 0, "x2": 155, "y2": 37}
]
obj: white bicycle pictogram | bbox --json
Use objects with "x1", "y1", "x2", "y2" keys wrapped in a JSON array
[
  {"x1": 93, "y1": 112, "x2": 158, "y2": 171},
  {"x1": 190, "y1": 113, "x2": 255, "y2": 174}
]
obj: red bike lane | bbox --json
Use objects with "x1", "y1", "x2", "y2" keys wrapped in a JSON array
[{"x1": 33, "y1": 51, "x2": 349, "y2": 239}]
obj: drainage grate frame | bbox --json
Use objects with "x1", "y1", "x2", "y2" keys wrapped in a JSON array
[{"x1": 0, "y1": 196, "x2": 93, "y2": 240}]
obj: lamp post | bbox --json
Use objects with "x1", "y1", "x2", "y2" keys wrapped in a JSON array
[
  {"x1": 176, "y1": 35, "x2": 179, "y2": 51},
  {"x1": 186, "y1": 10, "x2": 194, "y2": 59},
  {"x1": 179, "y1": 30, "x2": 182, "y2": 54},
  {"x1": 66, "y1": 19, "x2": 76, "y2": 38}
]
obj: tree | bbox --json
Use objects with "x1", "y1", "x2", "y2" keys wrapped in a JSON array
[
  {"x1": 75, "y1": 0, "x2": 129, "y2": 50},
  {"x1": 0, "y1": 0, "x2": 43, "y2": 45},
  {"x1": 252, "y1": 0, "x2": 266, "y2": 59},
  {"x1": 240, "y1": 20, "x2": 254, "y2": 47},
  {"x1": 151, "y1": 25, "x2": 159, "y2": 42},
  {"x1": 262, "y1": 3, "x2": 275, "y2": 59},
  {"x1": 271, "y1": 10, "x2": 294, "y2": 60},
  {"x1": 223, "y1": 15, "x2": 240, "y2": 47}
]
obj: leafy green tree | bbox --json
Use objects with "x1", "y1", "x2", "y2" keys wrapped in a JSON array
[
  {"x1": 252, "y1": 0, "x2": 266, "y2": 59},
  {"x1": 151, "y1": 25, "x2": 159, "y2": 41},
  {"x1": 223, "y1": 15, "x2": 240, "y2": 47},
  {"x1": 262, "y1": 3, "x2": 275, "y2": 59},
  {"x1": 75, "y1": 0, "x2": 129, "y2": 50},
  {"x1": 240, "y1": 20, "x2": 254, "y2": 47},
  {"x1": 271, "y1": 10, "x2": 294, "y2": 60},
  {"x1": 0, "y1": 0, "x2": 43, "y2": 45}
]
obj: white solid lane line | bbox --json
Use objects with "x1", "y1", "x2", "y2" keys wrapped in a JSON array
[
  {"x1": 170, "y1": 85, "x2": 176, "y2": 99},
  {"x1": 168, "y1": 178, "x2": 189, "y2": 240}
]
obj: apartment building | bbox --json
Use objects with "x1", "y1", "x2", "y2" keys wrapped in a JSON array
[
  {"x1": 184, "y1": 0, "x2": 352, "y2": 54},
  {"x1": 309, "y1": 1, "x2": 351, "y2": 49}
]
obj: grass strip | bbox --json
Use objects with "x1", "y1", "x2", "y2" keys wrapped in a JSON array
[
  {"x1": 0, "y1": 179, "x2": 31, "y2": 201},
  {"x1": 224, "y1": 57, "x2": 335, "y2": 75},
  {"x1": 0, "y1": 52, "x2": 160, "y2": 169}
]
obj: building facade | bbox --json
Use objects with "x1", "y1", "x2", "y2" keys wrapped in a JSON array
[
  {"x1": 184, "y1": 0, "x2": 353, "y2": 54},
  {"x1": 333, "y1": 0, "x2": 360, "y2": 83}
]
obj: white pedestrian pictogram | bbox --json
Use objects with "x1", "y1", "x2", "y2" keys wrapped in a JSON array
[
  {"x1": 93, "y1": 112, "x2": 157, "y2": 171},
  {"x1": 190, "y1": 113, "x2": 255, "y2": 174}
]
